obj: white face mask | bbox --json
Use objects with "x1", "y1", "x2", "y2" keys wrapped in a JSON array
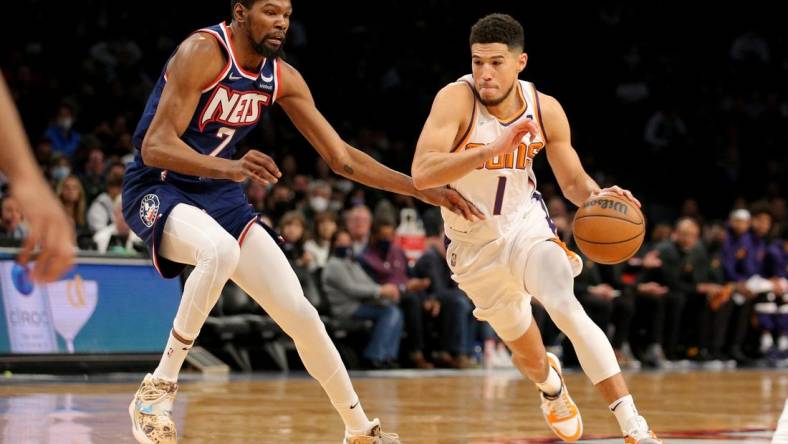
[
  {"x1": 52, "y1": 166, "x2": 71, "y2": 182},
  {"x1": 310, "y1": 196, "x2": 329, "y2": 213},
  {"x1": 57, "y1": 117, "x2": 74, "y2": 131}
]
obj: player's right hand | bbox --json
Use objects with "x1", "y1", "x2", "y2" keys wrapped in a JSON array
[
  {"x1": 228, "y1": 150, "x2": 282, "y2": 185},
  {"x1": 14, "y1": 184, "x2": 75, "y2": 283},
  {"x1": 486, "y1": 117, "x2": 540, "y2": 158}
]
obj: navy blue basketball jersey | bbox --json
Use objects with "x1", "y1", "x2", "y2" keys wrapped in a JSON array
[{"x1": 128, "y1": 22, "x2": 280, "y2": 188}]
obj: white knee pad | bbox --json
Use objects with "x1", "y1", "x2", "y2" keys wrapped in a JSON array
[
  {"x1": 195, "y1": 233, "x2": 241, "y2": 281},
  {"x1": 525, "y1": 241, "x2": 620, "y2": 384}
]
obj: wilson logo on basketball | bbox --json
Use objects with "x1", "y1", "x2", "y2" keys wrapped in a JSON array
[
  {"x1": 199, "y1": 85, "x2": 271, "y2": 131},
  {"x1": 584, "y1": 198, "x2": 628, "y2": 215}
]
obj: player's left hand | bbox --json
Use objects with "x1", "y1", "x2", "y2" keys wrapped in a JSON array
[
  {"x1": 14, "y1": 183, "x2": 76, "y2": 282},
  {"x1": 592, "y1": 185, "x2": 641, "y2": 208},
  {"x1": 417, "y1": 186, "x2": 485, "y2": 222}
]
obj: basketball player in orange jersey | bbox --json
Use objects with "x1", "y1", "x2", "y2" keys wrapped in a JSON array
[
  {"x1": 124, "y1": 1, "x2": 482, "y2": 443},
  {"x1": 412, "y1": 14, "x2": 660, "y2": 443},
  {"x1": 0, "y1": 76, "x2": 74, "y2": 282}
]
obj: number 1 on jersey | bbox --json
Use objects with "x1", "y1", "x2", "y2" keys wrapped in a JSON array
[
  {"x1": 493, "y1": 176, "x2": 507, "y2": 215},
  {"x1": 209, "y1": 127, "x2": 236, "y2": 157}
]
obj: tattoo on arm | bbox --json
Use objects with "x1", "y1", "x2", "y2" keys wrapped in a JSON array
[{"x1": 343, "y1": 164, "x2": 354, "y2": 175}]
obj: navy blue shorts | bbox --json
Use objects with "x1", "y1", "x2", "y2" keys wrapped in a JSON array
[{"x1": 123, "y1": 168, "x2": 280, "y2": 279}]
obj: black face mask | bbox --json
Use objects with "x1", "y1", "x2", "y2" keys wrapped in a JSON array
[
  {"x1": 334, "y1": 246, "x2": 352, "y2": 259},
  {"x1": 376, "y1": 239, "x2": 391, "y2": 255},
  {"x1": 272, "y1": 201, "x2": 290, "y2": 215}
]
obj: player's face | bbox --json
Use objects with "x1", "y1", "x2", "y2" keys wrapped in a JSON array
[
  {"x1": 471, "y1": 43, "x2": 527, "y2": 106},
  {"x1": 242, "y1": 0, "x2": 291, "y2": 57}
]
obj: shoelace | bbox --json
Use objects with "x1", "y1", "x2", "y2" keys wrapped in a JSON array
[
  {"x1": 139, "y1": 380, "x2": 177, "y2": 405},
  {"x1": 378, "y1": 430, "x2": 400, "y2": 441},
  {"x1": 547, "y1": 392, "x2": 573, "y2": 419}
]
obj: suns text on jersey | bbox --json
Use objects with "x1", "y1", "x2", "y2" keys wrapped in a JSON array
[
  {"x1": 199, "y1": 85, "x2": 271, "y2": 131},
  {"x1": 465, "y1": 141, "x2": 544, "y2": 170}
]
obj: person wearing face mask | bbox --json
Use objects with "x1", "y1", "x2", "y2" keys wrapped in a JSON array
[
  {"x1": 49, "y1": 155, "x2": 72, "y2": 185},
  {"x1": 301, "y1": 179, "x2": 332, "y2": 223},
  {"x1": 322, "y1": 229, "x2": 403, "y2": 369},
  {"x1": 44, "y1": 102, "x2": 81, "y2": 158},
  {"x1": 358, "y1": 214, "x2": 433, "y2": 368}
]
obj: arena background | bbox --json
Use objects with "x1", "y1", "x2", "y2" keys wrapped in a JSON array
[{"x1": 4, "y1": 2, "x2": 785, "y2": 215}]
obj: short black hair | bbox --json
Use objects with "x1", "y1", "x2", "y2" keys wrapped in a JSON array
[
  {"x1": 750, "y1": 201, "x2": 773, "y2": 218},
  {"x1": 469, "y1": 13, "x2": 524, "y2": 51},
  {"x1": 230, "y1": 0, "x2": 258, "y2": 18}
]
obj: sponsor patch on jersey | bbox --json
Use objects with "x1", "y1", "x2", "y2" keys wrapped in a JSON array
[{"x1": 139, "y1": 194, "x2": 160, "y2": 228}]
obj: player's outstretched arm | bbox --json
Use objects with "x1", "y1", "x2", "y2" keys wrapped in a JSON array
[
  {"x1": 411, "y1": 83, "x2": 539, "y2": 190},
  {"x1": 0, "y1": 76, "x2": 74, "y2": 282},
  {"x1": 141, "y1": 34, "x2": 281, "y2": 185},
  {"x1": 540, "y1": 93, "x2": 639, "y2": 207},
  {"x1": 277, "y1": 62, "x2": 483, "y2": 221}
]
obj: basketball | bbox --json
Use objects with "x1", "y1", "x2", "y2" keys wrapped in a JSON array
[{"x1": 572, "y1": 194, "x2": 645, "y2": 264}]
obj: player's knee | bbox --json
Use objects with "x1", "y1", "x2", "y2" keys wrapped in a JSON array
[
  {"x1": 547, "y1": 301, "x2": 594, "y2": 339},
  {"x1": 483, "y1": 300, "x2": 533, "y2": 342},
  {"x1": 524, "y1": 242, "x2": 574, "y2": 299},
  {"x1": 197, "y1": 234, "x2": 240, "y2": 278}
]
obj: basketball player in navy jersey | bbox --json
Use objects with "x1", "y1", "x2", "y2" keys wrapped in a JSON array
[{"x1": 123, "y1": 1, "x2": 481, "y2": 443}]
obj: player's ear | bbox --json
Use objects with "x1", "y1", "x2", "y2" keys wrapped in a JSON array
[
  {"x1": 517, "y1": 52, "x2": 528, "y2": 73},
  {"x1": 233, "y1": 3, "x2": 247, "y2": 24}
]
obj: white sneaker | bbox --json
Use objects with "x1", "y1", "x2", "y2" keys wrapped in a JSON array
[
  {"x1": 129, "y1": 373, "x2": 178, "y2": 444},
  {"x1": 623, "y1": 415, "x2": 662, "y2": 443},
  {"x1": 343, "y1": 418, "x2": 400, "y2": 444},
  {"x1": 539, "y1": 352, "x2": 583, "y2": 441}
]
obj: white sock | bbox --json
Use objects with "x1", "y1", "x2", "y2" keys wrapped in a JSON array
[
  {"x1": 321, "y1": 366, "x2": 374, "y2": 435},
  {"x1": 609, "y1": 394, "x2": 643, "y2": 435},
  {"x1": 535, "y1": 365, "x2": 562, "y2": 396},
  {"x1": 153, "y1": 330, "x2": 192, "y2": 383}
]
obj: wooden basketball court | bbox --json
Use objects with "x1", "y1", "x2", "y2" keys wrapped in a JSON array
[{"x1": 0, "y1": 368, "x2": 784, "y2": 443}]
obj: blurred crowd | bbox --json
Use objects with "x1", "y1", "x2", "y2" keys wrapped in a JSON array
[
  {"x1": 542, "y1": 197, "x2": 787, "y2": 370},
  {"x1": 0, "y1": 2, "x2": 785, "y2": 369}
]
